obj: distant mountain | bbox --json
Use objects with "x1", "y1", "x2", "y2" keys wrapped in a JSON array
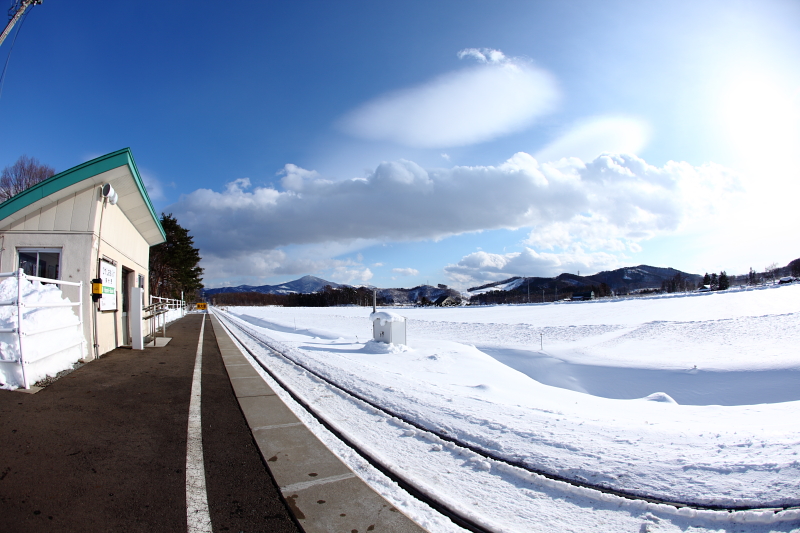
[
  {"x1": 586, "y1": 265, "x2": 701, "y2": 292},
  {"x1": 204, "y1": 275, "x2": 463, "y2": 305},
  {"x1": 468, "y1": 265, "x2": 701, "y2": 297},
  {"x1": 203, "y1": 275, "x2": 344, "y2": 296},
  {"x1": 205, "y1": 264, "x2": 699, "y2": 302}
]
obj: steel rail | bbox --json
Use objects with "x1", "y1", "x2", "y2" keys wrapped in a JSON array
[
  {"x1": 213, "y1": 310, "x2": 495, "y2": 533},
  {"x1": 214, "y1": 309, "x2": 800, "y2": 520}
]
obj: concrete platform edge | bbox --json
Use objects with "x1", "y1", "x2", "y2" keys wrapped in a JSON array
[{"x1": 208, "y1": 313, "x2": 427, "y2": 533}]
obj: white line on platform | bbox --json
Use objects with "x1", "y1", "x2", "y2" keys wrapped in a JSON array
[
  {"x1": 252, "y1": 422, "x2": 303, "y2": 431},
  {"x1": 186, "y1": 315, "x2": 212, "y2": 533},
  {"x1": 280, "y1": 472, "x2": 357, "y2": 494}
]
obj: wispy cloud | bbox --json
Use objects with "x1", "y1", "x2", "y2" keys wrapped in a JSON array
[
  {"x1": 337, "y1": 49, "x2": 559, "y2": 148},
  {"x1": 456, "y1": 48, "x2": 508, "y2": 64},
  {"x1": 392, "y1": 267, "x2": 419, "y2": 276},
  {"x1": 140, "y1": 170, "x2": 166, "y2": 201},
  {"x1": 534, "y1": 116, "x2": 651, "y2": 163}
]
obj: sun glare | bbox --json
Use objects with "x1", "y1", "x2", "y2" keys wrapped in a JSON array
[{"x1": 720, "y1": 74, "x2": 800, "y2": 177}]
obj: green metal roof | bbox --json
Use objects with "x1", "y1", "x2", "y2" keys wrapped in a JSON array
[{"x1": 0, "y1": 148, "x2": 166, "y2": 242}]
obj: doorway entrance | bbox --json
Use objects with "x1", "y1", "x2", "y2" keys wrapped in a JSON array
[{"x1": 121, "y1": 267, "x2": 133, "y2": 345}]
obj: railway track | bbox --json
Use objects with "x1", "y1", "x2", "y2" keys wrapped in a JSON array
[{"x1": 212, "y1": 309, "x2": 800, "y2": 531}]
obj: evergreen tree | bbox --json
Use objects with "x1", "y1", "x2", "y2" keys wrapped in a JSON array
[
  {"x1": 710, "y1": 273, "x2": 718, "y2": 290},
  {"x1": 718, "y1": 271, "x2": 729, "y2": 290},
  {"x1": 702, "y1": 272, "x2": 711, "y2": 288},
  {"x1": 149, "y1": 213, "x2": 203, "y2": 300}
]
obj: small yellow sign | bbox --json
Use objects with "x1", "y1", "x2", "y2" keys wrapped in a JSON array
[{"x1": 196, "y1": 303, "x2": 208, "y2": 310}]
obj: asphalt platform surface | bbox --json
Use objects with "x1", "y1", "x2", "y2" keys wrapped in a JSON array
[{"x1": 0, "y1": 313, "x2": 301, "y2": 533}]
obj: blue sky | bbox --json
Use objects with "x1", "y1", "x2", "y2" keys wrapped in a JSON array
[{"x1": 1, "y1": 0, "x2": 798, "y2": 289}]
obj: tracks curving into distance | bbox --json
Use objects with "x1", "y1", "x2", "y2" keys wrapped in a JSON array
[{"x1": 213, "y1": 309, "x2": 800, "y2": 532}]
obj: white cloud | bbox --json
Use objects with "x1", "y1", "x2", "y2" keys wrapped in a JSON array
[
  {"x1": 173, "y1": 152, "x2": 740, "y2": 286},
  {"x1": 279, "y1": 164, "x2": 322, "y2": 192},
  {"x1": 330, "y1": 266, "x2": 373, "y2": 284},
  {"x1": 140, "y1": 170, "x2": 165, "y2": 201},
  {"x1": 337, "y1": 49, "x2": 559, "y2": 148},
  {"x1": 534, "y1": 116, "x2": 651, "y2": 164},
  {"x1": 175, "y1": 153, "x2": 739, "y2": 254},
  {"x1": 198, "y1": 243, "x2": 376, "y2": 288},
  {"x1": 392, "y1": 267, "x2": 419, "y2": 276},
  {"x1": 445, "y1": 247, "x2": 620, "y2": 287},
  {"x1": 457, "y1": 48, "x2": 508, "y2": 64}
]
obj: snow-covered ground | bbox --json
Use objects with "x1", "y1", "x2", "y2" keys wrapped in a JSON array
[{"x1": 216, "y1": 284, "x2": 800, "y2": 532}]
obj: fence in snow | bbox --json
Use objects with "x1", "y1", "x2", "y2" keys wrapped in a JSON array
[{"x1": 0, "y1": 269, "x2": 84, "y2": 389}]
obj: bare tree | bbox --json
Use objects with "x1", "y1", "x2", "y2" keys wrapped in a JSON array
[
  {"x1": 0, "y1": 155, "x2": 56, "y2": 202},
  {"x1": 765, "y1": 262, "x2": 779, "y2": 283}
]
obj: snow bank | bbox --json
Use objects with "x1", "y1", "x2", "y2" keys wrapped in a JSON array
[
  {"x1": 362, "y1": 339, "x2": 410, "y2": 354},
  {"x1": 0, "y1": 276, "x2": 86, "y2": 389},
  {"x1": 163, "y1": 308, "x2": 184, "y2": 324}
]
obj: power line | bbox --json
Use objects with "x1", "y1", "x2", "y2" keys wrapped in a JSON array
[{"x1": 0, "y1": 4, "x2": 32, "y2": 104}]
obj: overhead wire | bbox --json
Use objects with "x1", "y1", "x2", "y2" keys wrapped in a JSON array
[{"x1": 0, "y1": 4, "x2": 32, "y2": 104}]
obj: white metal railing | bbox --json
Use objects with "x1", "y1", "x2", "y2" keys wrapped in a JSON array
[
  {"x1": 143, "y1": 302, "x2": 169, "y2": 340},
  {"x1": 150, "y1": 295, "x2": 186, "y2": 313},
  {"x1": 0, "y1": 268, "x2": 84, "y2": 389},
  {"x1": 147, "y1": 296, "x2": 186, "y2": 339}
]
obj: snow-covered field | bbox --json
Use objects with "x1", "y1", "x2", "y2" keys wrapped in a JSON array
[{"x1": 217, "y1": 284, "x2": 800, "y2": 532}]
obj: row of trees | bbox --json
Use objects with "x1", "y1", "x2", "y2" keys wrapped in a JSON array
[
  {"x1": 699, "y1": 271, "x2": 730, "y2": 291},
  {"x1": 210, "y1": 285, "x2": 379, "y2": 307},
  {"x1": 660, "y1": 272, "x2": 696, "y2": 293}
]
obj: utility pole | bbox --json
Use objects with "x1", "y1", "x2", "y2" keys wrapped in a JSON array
[{"x1": 1, "y1": 1, "x2": 42, "y2": 48}]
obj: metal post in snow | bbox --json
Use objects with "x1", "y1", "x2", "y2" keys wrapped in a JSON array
[
  {"x1": 16, "y1": 269, "x2": 28, "y2": 389},
  {"x1": 79, "y1": 281, "x2": 85, "y2": 358}
]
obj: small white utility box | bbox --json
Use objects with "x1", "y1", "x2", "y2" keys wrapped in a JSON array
[{"x1": 370, "y1": 311, "x2": 407, "y2": 345}]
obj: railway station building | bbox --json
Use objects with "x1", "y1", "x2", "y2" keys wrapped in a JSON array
[{"x1": 0, "y1": 148, "x2": 166, "y2": 358}]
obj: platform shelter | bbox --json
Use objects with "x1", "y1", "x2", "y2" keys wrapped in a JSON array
[{"x1": 0, "y1": 148, "x2": 166, "y2": 358}]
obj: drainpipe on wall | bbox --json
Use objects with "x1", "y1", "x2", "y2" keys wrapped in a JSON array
[{"x1": 90, "y1": 192, "x2": 109, "y2": 361}]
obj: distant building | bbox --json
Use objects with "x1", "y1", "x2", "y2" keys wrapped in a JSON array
[
  {"x1": 434, "y1": 294, "x2": 459, "y2": 306},
  {"x1": 571, "y1": 291, "x2": 595, "y2": 301}
]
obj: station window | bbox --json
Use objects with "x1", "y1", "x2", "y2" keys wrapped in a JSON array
[{"x1": 18, "y1": 248, "x2": 61, "y2": 280}]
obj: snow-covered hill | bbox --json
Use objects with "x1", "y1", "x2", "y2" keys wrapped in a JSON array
[{"x1": 204, "y1": 275, "x2": 344, "y2": 296}]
